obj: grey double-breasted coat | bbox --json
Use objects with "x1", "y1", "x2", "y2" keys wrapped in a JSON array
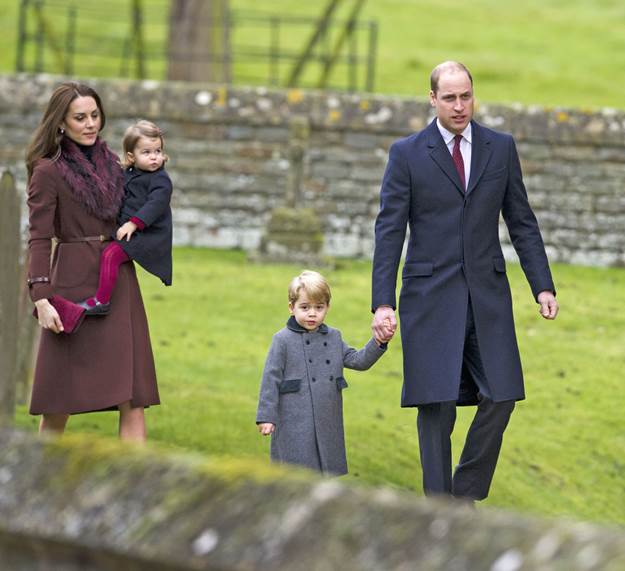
[{"x1": 256, "y1": 316, "x2": 386, "y2": 475}]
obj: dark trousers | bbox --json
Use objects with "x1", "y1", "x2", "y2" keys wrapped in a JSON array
[{"x1": 416, "y1": 301, "x2": 515, "y2": 500}]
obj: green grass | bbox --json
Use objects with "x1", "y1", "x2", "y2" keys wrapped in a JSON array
[
  {"x1": 15, "y1": 248, "x2": 625, "y2": 526},
  {"x1": 3, "y1": 1, "x2": 625, "y2": 109}
]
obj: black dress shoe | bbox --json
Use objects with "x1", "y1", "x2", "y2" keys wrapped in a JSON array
[{"x1": 77, "y1": 299, "x2": 111, "y2": 316}]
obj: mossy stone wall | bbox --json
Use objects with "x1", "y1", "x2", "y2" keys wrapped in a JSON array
[
  {"x1": 0, "y1": 429, "x2": 624, "y2": 570},
  {"x1": 1, "y1": 74, "x2": 625, "y2": 265}
]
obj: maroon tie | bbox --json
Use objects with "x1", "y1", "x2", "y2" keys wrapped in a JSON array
[{"x1": 452, "y1": 134, "x2": 466, "y2": 190}]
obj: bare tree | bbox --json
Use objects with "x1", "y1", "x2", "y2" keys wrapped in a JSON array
[{"x1": 168, "y1": 0, "x2": 231, "y2": 83}]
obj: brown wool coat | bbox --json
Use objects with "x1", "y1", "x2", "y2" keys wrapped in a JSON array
[{"x1": 27, "y1": 158, "x2": 160, "y2": 415}]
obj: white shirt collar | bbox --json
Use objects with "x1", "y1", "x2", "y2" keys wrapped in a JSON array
[{"x1": 436, "y1": 119, "x2": 472, "y2": 145}]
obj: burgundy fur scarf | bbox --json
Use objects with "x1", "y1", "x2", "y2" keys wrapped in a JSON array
[{"x1": 55, "y1": 137, "x2": 124, "y2": 221}]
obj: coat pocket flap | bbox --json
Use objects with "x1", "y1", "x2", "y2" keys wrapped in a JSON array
[
  {"x1": 336, "y1": 376, "x2": 349, "y2": 390},
  {"x1": 402, "y1": 261, "x2": 434, "y2": 278},
  {"x1": 493, "y1": 256, "x2": 506, "y2": 273},
  {"x1": 279, "y1": 379, "x2": 302, "y2": 394}
]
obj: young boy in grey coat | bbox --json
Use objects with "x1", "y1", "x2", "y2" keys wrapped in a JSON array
[{"x1": 256, "y1": 270, "x2": 389, "y2": 475}]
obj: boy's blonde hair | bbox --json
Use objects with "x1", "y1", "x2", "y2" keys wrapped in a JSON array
[
  {"x1": 288, "y1": 270, "x2": 331, "y2": 305},
  {"x1": 121, "y1": 119, "x2": 168, "y2": 168}
]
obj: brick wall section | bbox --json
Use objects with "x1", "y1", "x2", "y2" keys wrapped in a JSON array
[{"x1": 2, "y1": 74, "x2": 625, "y2": 266}]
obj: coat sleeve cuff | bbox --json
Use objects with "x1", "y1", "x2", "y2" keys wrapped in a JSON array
[
  {"x1": 532, "y1": 283, "x2": 556, "y2": 302},
  {"x1": 130, "y1": 216, "x2": 146, "y2": 230},
  {"x1": 29, "y1": 282, "x2": 54, "y2": 302},
  {"x1": 368, "y1": 337, "x2": 387, "y2": 353},
  {"x1": 371, "y1": 303, "x2": 396, "y2": 314}
]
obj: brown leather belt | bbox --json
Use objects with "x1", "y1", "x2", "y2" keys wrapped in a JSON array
[{"x1": 56, "y1": 235, "x2": 112, "y2": 243}]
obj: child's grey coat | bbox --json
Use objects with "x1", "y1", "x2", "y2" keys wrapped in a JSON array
[{"x1": 256, "y1": 316, "x2": 386, "y2": 475}]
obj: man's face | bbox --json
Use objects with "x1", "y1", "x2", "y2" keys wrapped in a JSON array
[{"x1": 430, "y1": 70, "x2": 474, "y2": 135}]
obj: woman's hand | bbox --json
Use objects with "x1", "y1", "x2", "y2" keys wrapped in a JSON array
[
  {"x1": 116, "y1": 221, "x2": 138, "y2": 242},
  {"x1": 35, "y1": 298, "x2": 63, "y2": 334}
]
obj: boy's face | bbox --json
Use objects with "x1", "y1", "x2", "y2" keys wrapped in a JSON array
[
  {"x1": 289, "y1": 292, "x2": 329, "y2": 332},
  {"x1": 127, "y1": 136, "x2": 164, "y2": 172}
]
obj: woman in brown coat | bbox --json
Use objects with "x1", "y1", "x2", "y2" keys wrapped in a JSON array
[{"x1": 26, "y1": 82, "x2": 160, "y2": 440}]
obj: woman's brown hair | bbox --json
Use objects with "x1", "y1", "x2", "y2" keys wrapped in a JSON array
[{"x1": 25, "y1": 82, "x2": 106, "y2": 180}]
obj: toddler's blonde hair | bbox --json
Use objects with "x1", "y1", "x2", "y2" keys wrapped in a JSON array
[
  {"x1": 288, "y1": 270, "x2": 331, "y2": 305},
  {"x1": 121, "y1": 119, "x2": 168, "y2": 168}
]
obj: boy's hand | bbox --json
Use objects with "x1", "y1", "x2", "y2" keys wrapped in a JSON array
[
  {"x1": 257, "y1": 423, "x2": 275, "y2": 436},
  {"x1": 374, "y1": 318, "x2": 393, "y2": 347},
  {"x1": 116, "y1": 221, "x2": 138, "y2": 242}
]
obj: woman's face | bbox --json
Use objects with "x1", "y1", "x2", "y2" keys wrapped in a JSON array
[{"x1": 61, "y1": 96, "x2": 101, "y2": 146}]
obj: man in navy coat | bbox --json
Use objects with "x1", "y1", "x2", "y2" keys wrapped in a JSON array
[{"x1": 371, "y1": 61, "x2": 559, "y2": 501}]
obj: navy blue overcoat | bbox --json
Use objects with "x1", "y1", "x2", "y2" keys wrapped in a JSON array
[
  {"x1": 117, "y1": 166, "x2": 173, "y2": 286},
  {"x1": 372, "y1": 120, "x2": 554, "y2": 407}
]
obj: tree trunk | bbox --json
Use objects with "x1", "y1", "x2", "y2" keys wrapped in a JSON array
[{"x1": 167, "y1": 0, "x2": 231, "y2": 83}]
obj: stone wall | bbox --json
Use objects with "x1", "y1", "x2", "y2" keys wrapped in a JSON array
[
  {"x1": 1, "y1": 428, "x2": 624, "y2": 570},
  {"x1": 1, "y1": 74, "x2": 625, "y2": 266}
]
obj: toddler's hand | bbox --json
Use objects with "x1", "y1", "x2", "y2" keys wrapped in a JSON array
[
  {"x1": 257, "y1": 422, "x2": 275, "y2": 436},
  {"x1": 116, "y1": 221, "x2": 138, "y2": 242}
]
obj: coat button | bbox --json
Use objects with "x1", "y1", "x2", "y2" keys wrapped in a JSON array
[
  {"x1": 323, "y1": 342, "x2": 327, "y2": 346},
  {"x1": 326, "y1": 359, "x2": 330, "y2": 364},
  {"x1": 312, "y1": 377, "x2": 316, "y2": 382},
  {"x1": 309, "y1": 358, "x2": 312, "y2": 363},
  {"x1": 329, "y1": 375, "x2": 334, "y2": 381},
  {"x1": 306, "y1": 340, "x2": 310, "y2": 345}
]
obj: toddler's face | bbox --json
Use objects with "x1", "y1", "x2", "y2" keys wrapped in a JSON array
[
  {"x1": 289, "y1": 293, "x2": 329, "y2": 332},
  {"x1": 128, "y1": 136, "x2": 164, "y2": 172}
]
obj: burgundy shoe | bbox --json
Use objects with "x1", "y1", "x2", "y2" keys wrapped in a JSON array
[{"x1": 77, "y1": 298, "x2": 111, "y2": 316}]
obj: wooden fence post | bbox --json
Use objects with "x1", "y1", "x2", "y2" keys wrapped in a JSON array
[
  {"x1": 16, "y1": 256, "x2": 38, "y2": 407},
  {"x1": 0, "y1": 171, "x2": 21, "y2": 424}
]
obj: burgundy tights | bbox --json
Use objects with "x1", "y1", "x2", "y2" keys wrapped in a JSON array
[{"x1": 87, "y1": 242, "x2": 130, "y2": 306}]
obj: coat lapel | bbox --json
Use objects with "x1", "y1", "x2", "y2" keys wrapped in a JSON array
[
  {"x1": 426, "y1": 121, "x2": 465, "y2": 196},
  {"x1": 466, "y1": 121, "x2": 493, "y2": 196}
]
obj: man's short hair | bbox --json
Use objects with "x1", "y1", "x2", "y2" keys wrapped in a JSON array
[
  {"x1": 288, "y1": 270, "x2": 331, "y2": 305},
  {"x1": 430, "y1": 61, "x2": 473, "y2": 93}
]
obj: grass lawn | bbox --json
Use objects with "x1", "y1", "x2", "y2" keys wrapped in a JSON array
[
  {"x1": 2, "y1": 1, "x2": 625, "y2": 109},
  {"x1": 15, "y1": 247, "x2": 625, "y2": 527}
]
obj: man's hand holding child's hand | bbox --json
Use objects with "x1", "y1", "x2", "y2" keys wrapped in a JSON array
[{"x1": 372, "y1": 306, "x2": 396, "y2": 345}]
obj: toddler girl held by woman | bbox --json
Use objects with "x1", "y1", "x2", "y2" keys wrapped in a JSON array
[{"x1": 80, "y1": 120, "x2": 173, "y2": 314}]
